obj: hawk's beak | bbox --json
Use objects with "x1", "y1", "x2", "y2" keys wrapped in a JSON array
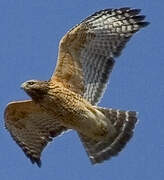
[{"x1": 20, "y1": 82, "x2": 26, "y2": 89}]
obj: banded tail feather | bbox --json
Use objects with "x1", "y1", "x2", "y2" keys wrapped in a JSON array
[{"x1": 79, "y1": 108, "x2": 137, "y2": 164}]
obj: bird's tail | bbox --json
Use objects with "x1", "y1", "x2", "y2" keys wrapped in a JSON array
[{"x1": 78, "y1": 107, "x2": 138, "y2": 164}]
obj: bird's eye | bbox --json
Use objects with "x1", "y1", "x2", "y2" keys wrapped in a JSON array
[{"x1": 28, "y1": 82, "x2": 35, "y2": 85}]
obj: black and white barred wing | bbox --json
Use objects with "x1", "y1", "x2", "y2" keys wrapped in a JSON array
[{"x1": 52, "y1": 8, "x2": 149, "y2": 104}]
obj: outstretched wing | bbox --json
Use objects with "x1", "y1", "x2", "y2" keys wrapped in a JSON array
[
  {"x1": 52, "y1": 7, "x2": 149, "y2": 105},
  {"x1": 5, "y1": 100, "x2": 67, "y2": 167}
]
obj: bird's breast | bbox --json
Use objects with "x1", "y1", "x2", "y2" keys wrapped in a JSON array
[
  {"x1": 40, "y1": 84, "x2": 108, "y2": 139},
  {"x1": 40, "y1": 85, "x2": 86, "y2": 119}
]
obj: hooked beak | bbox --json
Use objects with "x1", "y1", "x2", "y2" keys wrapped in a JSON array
[{"x1": 20, "y1": 82, "x2": 26, "y2": 89}]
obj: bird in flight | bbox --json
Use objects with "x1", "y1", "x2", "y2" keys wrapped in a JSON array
[{"x1": 5, "y1": 7, "x2": 149, "y2": 167}]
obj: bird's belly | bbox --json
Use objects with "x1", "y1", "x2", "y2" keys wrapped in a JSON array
[
  {"x1": 53, "y1": 102, "x2": 108, "y2": 140},
  {"x1": 41, "y1": 90, "x2": 108, "y2": 139}
]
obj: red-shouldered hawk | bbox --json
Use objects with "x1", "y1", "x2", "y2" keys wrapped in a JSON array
[{"x1": 5, "y1": 8, "x2": 149, "y2": 167}]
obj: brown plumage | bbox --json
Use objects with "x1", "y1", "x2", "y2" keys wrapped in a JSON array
[{"x1": 5, "y1": 7, "x2": 149, "y2": 167}]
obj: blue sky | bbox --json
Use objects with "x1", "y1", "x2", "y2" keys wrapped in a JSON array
[{"x1": 0, "y1": 0, "x2": 164, "y2": 180}]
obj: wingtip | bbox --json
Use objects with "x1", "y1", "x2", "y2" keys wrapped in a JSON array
[
  {"x1": 36, "y1": 160, "x2": 42, "y2": 168},
  {"x1": 118, "y1": 8, "x2": 150, "y2": 28},
  {"x1": 30, "y1": 157, "x2": 42, "y2": 168},
  {"x1": 140, "y1": 21, "x2": 150, "y2": 27},
  {"x1": 128, "y1": 8, "x2": 142, "y2": 15},
  {"x1": 33, "y1": 158, "x2": 42, "y2": 168}
]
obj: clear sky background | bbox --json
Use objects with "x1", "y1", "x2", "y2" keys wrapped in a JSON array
[{"x1": 0, "y1": 0, "x2": 163, "y2": 180}]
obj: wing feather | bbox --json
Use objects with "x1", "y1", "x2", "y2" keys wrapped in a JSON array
[
  {"x1": 5, "y1": 100, "x2": 68, "y2": 167},
  {"x1": 52, "y1": 8, "x2": 149, "y2": 104}
]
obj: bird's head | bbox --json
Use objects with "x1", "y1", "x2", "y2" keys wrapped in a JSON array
[{"x1": 21, "y1": 80, "x2": 49, "y2": 101}]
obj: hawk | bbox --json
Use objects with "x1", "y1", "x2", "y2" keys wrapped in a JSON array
[{"x1": 5, "y1": 7, "x2": 149, "y2": 167}]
